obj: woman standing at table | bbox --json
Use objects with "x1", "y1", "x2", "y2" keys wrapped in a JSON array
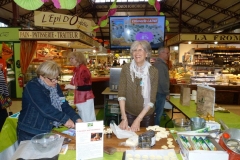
[
  {"x1": 0, "y1": 63, "x2": 10, "y2": 132},
  {"x1": 64, "y1": 51, "x2": 96, "y2": 122},
  {"x1": 17, "y1": 61, "x2": 82, "y2": 143},
  {"x1": 118, "y1": 40, "x2": 158, "y2": 132}
]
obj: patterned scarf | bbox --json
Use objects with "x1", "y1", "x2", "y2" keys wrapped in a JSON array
[
  {"x1": 38, "y1": 78, "x2": 63, "y2": 127},
  {"x1": 130, "y1": 60, "x2": 151, "y2": 108}
]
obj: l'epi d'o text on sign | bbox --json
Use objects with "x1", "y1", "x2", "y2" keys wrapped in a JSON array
[
  {"x1": 41, "y1": 14, "x2": 88, "y2": 28},
  {"x1": 19, "y1": 31, "x2": 80, "y2": 39},
  {"x1": 34, "y1": 11, "x2": 93, "y2": 33}
]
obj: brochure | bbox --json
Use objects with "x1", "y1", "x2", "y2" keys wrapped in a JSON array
[{"x1": 76, "y1": 121, "x2": 104, "y2": 160}]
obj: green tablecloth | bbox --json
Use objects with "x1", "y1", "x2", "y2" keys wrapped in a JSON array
[
  {"x1": 0, "y1": 117, "x2": 18, "y2": 152},
  {"x1": 58, "y1": 150, "x2": 183, "y2": 160},
  {"x1": 170, "y1": 97, "x2": 240, "y2": 129},
  {"x1": 2, "y1": 99, "x2": 240, "y2": 159},
  {"x1": 0, "y1": 116, "x2": 183, "y2": 159}
]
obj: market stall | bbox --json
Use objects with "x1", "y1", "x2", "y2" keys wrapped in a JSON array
[
  {"x1": 167, "y1": 33, "x2": 240, "y2": 104},
  {"x1": 18, "y1": 29, "x2": 109, "y2": 106},
  {"x1": 0, "y1": 27, "x2": 22, "y2": 98}
]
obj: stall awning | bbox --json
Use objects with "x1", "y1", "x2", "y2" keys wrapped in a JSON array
[
  {"x1": 167, "y1": 33, "x2": 240, "y2": 46},
  {"x1": 19, "y1": 30, "x2": 100, "y2": 49}
]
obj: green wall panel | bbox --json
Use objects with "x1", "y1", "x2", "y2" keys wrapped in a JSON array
[{"x1": 13, "y1": 43, "x2": 23, "y2": 98}]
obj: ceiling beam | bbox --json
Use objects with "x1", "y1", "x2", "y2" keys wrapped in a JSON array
[
  {"x1": 199, "y1": 1, "x2": 240, "y2": 32},
  {"x1": 186, "y1": 0, "x2": 239, "y2": 18},
  {"x1": 165, "y1": 8, "x2": 200, "y2": 33},
  {"x1": 0, "y1": 0, "x2": 11, "y2": 6},
  {"x1": 164, "y1": 4, "x2": 213, "y2": 26},
  {"x1": 21, "y1": 4, "x2": 56, "y2": 20},
  {"x1": 185, "y1": 0, "x2": 219, "y2": 24}
]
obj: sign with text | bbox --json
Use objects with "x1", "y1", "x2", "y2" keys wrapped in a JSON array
[
  {"x1": 19, "y1": 30, "x2": 100, "y2": 47},
  {"x1": 167, "y1": 33, "x2": 240, "y2": 46},
  {"x1": 34, "y1": 11, "x2": 93, "y2": 33},
  {"x1": 19, "y1": 31, "x2": 80, "y2": 39},
  {"x1": 166, "y1": 34, "x2": 180, "y2": 46},
  {"x1": 0, "y1": 27, "x2": 21, "y2": 41},
  {"x1": 181, "y1": 34, "x2": 240, "y2": 41},
  {"x1": 76, "y1": 121, "x2": 104, "y2": 160}
]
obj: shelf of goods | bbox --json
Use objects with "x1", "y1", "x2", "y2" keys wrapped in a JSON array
[
  {"x1": 193, "y1": 48, "x2": 240, "y2": 66},
  {"x1": 26, "y1": 57, "x2": 70, "y2": 82}
]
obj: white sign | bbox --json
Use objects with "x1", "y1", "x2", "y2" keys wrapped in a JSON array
[
  {"x1": 76, "y1": 121, "x2": 104, "y2": 160},
  {"x1": 19, "y1": 31, "x2": 80, "y2": 39},
  {"x1": 34, "y1": 11, "x2": 94, "y2": 33},
  {"x1": 19, "y1": 30, "x2": 100, "y2": 47}
]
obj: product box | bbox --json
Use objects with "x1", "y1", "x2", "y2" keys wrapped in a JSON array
[
  {"x1": 177, "y1": 132, "x2": 229, "y2": 160},
  {"x1": 205, "y1": 121, "x2": 221, "y2": 131}
]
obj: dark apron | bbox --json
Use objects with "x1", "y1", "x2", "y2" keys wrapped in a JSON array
[{"x1": 126, "y1": 112, "x2": 154, "y2": 127}]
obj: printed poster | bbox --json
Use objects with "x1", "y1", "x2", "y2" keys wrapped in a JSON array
[{"x1": 76, "y1": 121, "x2": 104, "y2": 160}]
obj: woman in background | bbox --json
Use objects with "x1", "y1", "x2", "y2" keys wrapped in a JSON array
[
  {"x1": 118, "y1": 40, "x2": 158, "y2": 132},
  {"x1": 65, "y1": 52, "x2": 96, "y2": 122},
  {"x1": 0, "y1": 64, "x2": 9, "y2": 132},
  {"x1": 17, "y1": 61, "x2": 82, "y2": 143}
]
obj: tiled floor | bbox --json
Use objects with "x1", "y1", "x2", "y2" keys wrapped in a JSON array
[{"x1": 8, "y1": 100, "x2": 240, "y2": 120}]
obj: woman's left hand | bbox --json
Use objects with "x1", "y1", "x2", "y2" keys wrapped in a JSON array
[
  {"x1": 76, "y1": 119, "x2": 83, "y2": 123},
  {"x1": 130, "y1": 119, "x2": 141, "y2": 132},
  {"x1": 64, "y1": 119, "x2": 75, "y2": 128}
]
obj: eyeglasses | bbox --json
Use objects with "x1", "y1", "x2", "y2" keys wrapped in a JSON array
[
  {"x1": 132, "y1": 48, "x2": 145, "y2": 53},
  {"x1": 45, "y1": 76, "x2": 59, "y2": 82}
]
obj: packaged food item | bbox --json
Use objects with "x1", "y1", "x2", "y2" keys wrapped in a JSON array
[
  {"x1": 180, "y1": 135, "x2": 193, "y2": 150},
  {"x1": 190, "y1": 136, "x2": 203, "y2": 150},
  {"x1": 198, "y1": 136, "x2": 210, "y2": 150},
  {"x1": 203, "y1": 137, "x2": 217, "y2": 151}
]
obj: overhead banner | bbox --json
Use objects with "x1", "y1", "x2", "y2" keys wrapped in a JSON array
[
  {"x1": 19, "y1": 30, "x2": 100, "y2": 47},
  {"x1": 166, "y1": 34, "x2": 180, "y2": 46},
  {"x1": 34, "y1": 11, "x2": 94, "y2": 33},
  {"x1": 167, "y1": 33, "x2": 240, "y2": 46},
  {"x1": 180, "y1": 34, "x2": 240, "y2": 41}
]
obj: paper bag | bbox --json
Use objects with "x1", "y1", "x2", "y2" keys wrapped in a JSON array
[
  {"x1": 196, "y1": 85, "x2": 215, "y2": 116},
  {"x1": 180, "y1": 85, "x2": 191, "y2": 106}
]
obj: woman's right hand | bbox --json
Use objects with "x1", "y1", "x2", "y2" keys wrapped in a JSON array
[
  {"x1": 64, "y1": 119, "x2": 75, "y2": 129},
  {"x1": 119, "y1": 119, "x2": 128, "y2": 130}
]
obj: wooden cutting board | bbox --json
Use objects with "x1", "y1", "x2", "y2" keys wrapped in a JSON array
[
  {"x1": 54, "y1": 128, "x2": 180, "y2": 153},
  {"x1": 104, "y1": 128, "x2": 180, "y2": 153}
]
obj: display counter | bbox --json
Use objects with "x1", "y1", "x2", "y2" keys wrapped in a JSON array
[
  {"x1": 170, "y1": 84, "x2": 240, "y2": 105},
  {"x1": 91, "y1": 76, "x2": 110, "y2": 82}
]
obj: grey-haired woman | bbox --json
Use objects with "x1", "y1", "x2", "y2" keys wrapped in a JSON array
[
  {"x1": 17, "y1": 61, "x2": 82, "y2": 143},
  {"x1": 118, "y1": 40, "x2": 159, "y2": 132}
]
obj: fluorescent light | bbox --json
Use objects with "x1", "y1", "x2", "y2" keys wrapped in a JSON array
[{"x1": 214, "y1": 30, "x2": 223, "y2": 33}]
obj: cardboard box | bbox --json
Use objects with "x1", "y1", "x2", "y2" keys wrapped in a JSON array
[{"x1": 177, "y1": 132, "x2": 229, "y2": 160}]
